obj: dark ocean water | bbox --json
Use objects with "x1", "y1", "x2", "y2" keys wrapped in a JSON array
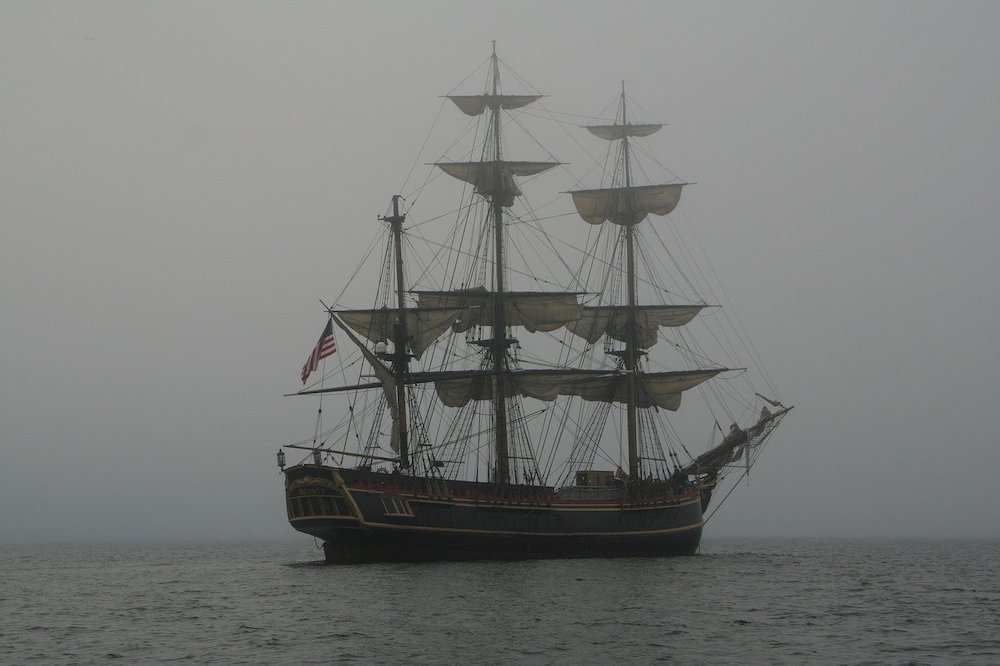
[{"x1": 1, "y1": 538, "x2": 997, "y2": 665}]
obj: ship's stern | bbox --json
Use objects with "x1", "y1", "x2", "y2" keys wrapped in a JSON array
[{"x1": 283, "y1": 464, "x2": 362, "y2": 545}]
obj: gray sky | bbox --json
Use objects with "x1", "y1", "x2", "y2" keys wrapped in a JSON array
[{"x1": 2, "y1": 1, "x2": 998, "y2": 543}]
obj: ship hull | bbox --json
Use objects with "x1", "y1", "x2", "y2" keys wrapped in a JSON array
[
  {"x1": 284, "y1": 465, "x2": 704, "y2": 563},
  {"x1": 317, "y1": 524, "x2": 703, "y2": 563}
]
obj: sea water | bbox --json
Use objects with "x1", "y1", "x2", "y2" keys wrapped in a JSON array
[{"x1": 2, "y1": 538, "x2": 997, "y2": 664}]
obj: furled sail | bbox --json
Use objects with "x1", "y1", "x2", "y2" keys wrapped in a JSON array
[
  {"x1": 565, "y1": 304, "x2": 705, "y2": 348},
  {"x1": 447, "y1": 94, "x2": 543, "y2": 116},
  {"x1": 435, "y1": 368, "x2": 724, "y2": 410},
  {"x1": 337, "y1": 307, "x2": 465, "y2": 360},
  {"x1": 331, "y1": 315, "x2": 400, "y2": 452},
  {"x1": 570, "y1": 183, "x2": 685, "y2": 226},
  {"x1": 413, "y1": 287, "x2": 582, "y2": 333},
  {"x1": 586, "y1": 123, "x2": 662, "y2": 141},
  {"x1": 437, "y1": 161, "x2": 559, "y2": 207}
]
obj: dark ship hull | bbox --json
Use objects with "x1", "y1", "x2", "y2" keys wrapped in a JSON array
[{"x1": 284, "y1": 465, "x2": 706, "y2": 563}]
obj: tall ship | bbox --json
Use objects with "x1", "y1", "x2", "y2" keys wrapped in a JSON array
[{"x1": 278, "y1": 47, "x2": 792, "y2": 563}]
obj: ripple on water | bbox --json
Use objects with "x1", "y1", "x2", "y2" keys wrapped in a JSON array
[{"x1": 1, "y1": 539, "x2": 999, "y2": 665}]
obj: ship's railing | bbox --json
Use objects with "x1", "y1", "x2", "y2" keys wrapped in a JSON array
[{"x1": 555, "y1": 486, "x2": 628, "y2": 502}]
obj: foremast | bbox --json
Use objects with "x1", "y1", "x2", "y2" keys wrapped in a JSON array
[{"x1": 569, "y1": 84, "x2": 689, "y2": 482}]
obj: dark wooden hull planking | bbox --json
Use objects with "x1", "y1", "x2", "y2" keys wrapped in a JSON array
[{"x1": 284, "y1": 465, "x2": 706, "y2": 563}]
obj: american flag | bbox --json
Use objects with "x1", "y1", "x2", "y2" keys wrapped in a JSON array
[{"x1": 301, "y1": 317, "x2": 337, "y2": 384}]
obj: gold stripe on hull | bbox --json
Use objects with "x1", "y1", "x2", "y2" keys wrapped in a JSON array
[{"x1": 353, "y1": 519, "x2": 704, "y2": 538}]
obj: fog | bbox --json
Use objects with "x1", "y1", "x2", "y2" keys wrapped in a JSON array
[{"x1": 2, "y1": 1, "x2": 998, "y2": 543}]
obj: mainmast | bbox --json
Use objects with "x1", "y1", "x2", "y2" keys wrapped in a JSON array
[
  {"x1": 433, "y1": 45, "x2": 563, "y2": 485},
  {"x1": 488, "y1": 46, "x2": 512, "y2": 484},
  {"x1": 621, "y1": 83, "x2": 641, "y2": 480}
]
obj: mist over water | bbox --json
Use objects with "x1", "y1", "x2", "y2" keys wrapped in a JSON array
[
  {"x1": 3, "y1": 538, "x2": 997, "y2": 664},
  {"x1": 2, "y1": 1, "x2": 999, "y2": 546},
  {"x1": 4, "y1": 6, "x2": 999, "y2": 662}
]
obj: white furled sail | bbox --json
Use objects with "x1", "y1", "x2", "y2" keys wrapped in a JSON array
[
  {"x1": 447, "y1": 94, "x2": 543, "y2": 116},
  {"x1": 586, "y1": 123, "x2": 662, "y2": 140},
  {"x1": 331, "y1": 315, "x2": 400, "y2": 452},
  {"x1": 435, "y1": 368, "x2": 724, "y2": 410},
  {"x1": 414, "y1": 287, "x2": 582, "y2": 333},
  {"x1": 437, "y1": 161, "x2": 559, "y2": 207},
  {"x1": 337, "y1": 307, "x2": 465, "y2": 360},
  {"x1": 570, "y1": 183, "x2": 686, "y2": 226},
  {"x1": 565, "y1": 304, "x2": 705, "y2": 348}
]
